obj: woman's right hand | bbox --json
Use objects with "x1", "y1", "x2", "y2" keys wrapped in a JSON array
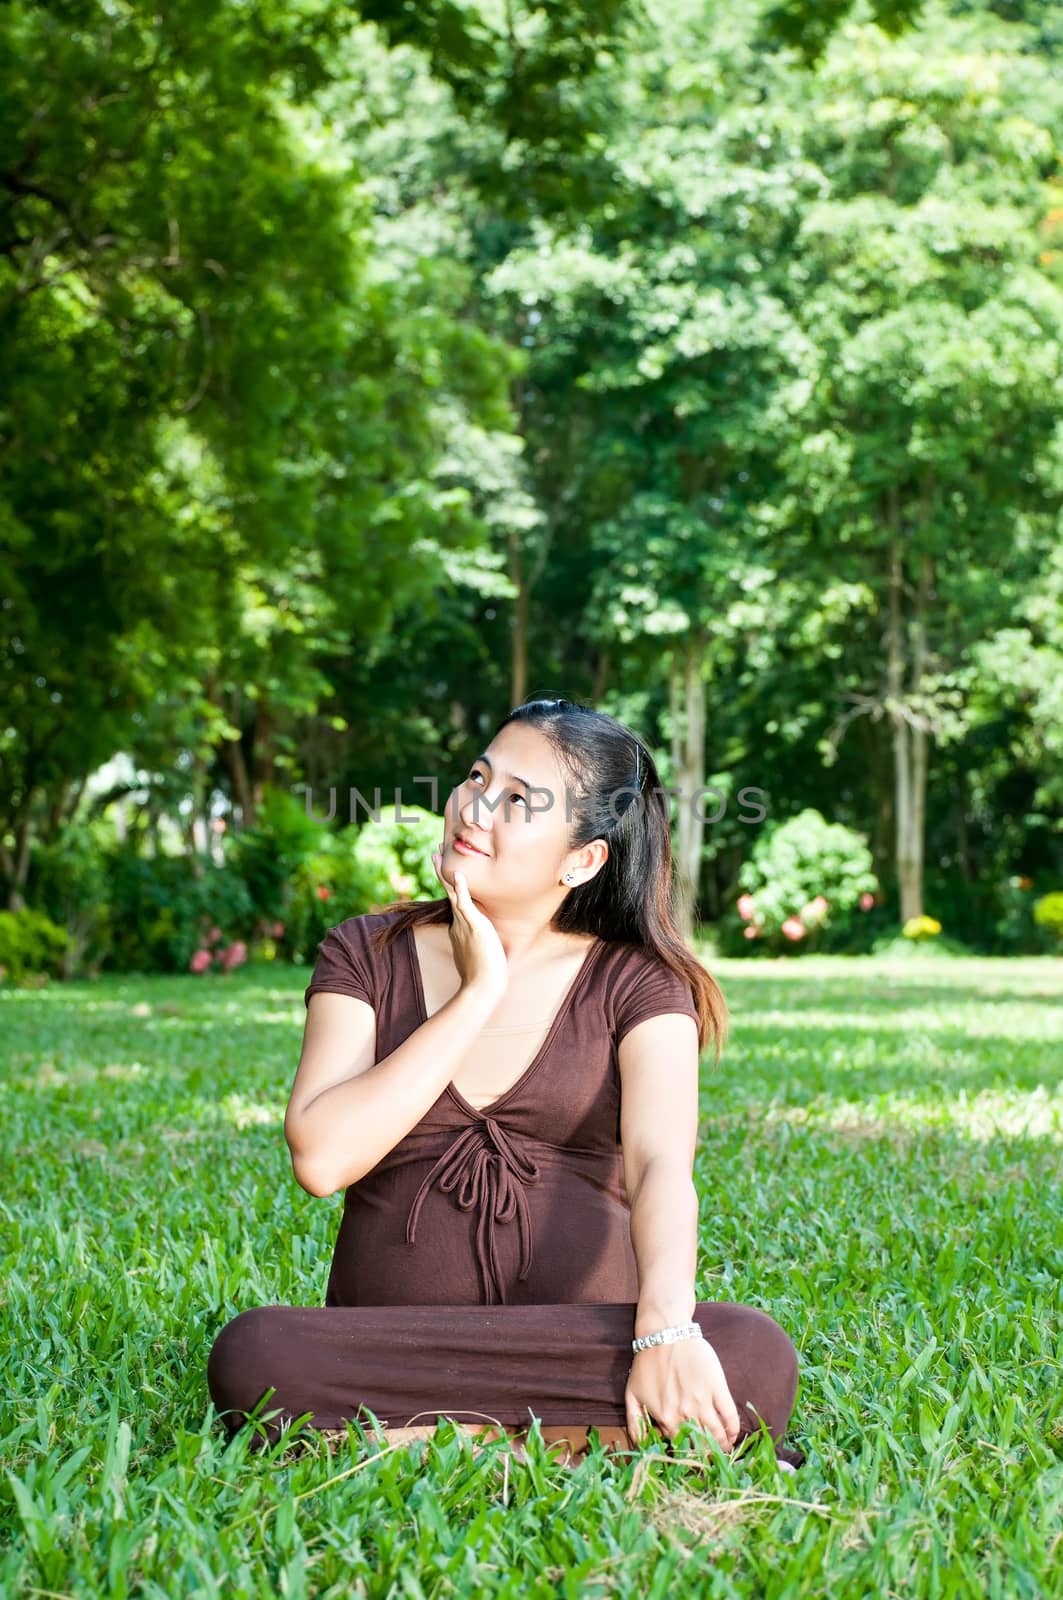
[{"x1": 431, "y1": 848, "x2": 509, "y2": 998}]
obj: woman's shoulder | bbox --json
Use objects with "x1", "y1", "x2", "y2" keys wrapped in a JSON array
[
  {"x1": 303, "y1": 907, "x2": 407, "y2": 1009},
  {"x1": 328, "y1": 906, "x2": 405, "y2": 944},
  {"x1": 592, "y1": 936, "x2": 700, "y2": 1033},
  {"x1": 595, "y1": 935, "x2": 671, "y2": 978}
]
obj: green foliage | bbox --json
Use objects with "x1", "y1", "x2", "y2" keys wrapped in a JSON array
[
  {"x1": 758, "y1": 0, "x2": 927, "y2": 66},
  {"x1": 916, "y1": 870, "x2": 1055, "y2": 956},
  {"x1": 1033, "y1": 891, "x2": 1063, "y2": 942},
  {"x1": 101, "y1": 853, "x2": 256, "y2": 975},
  {"x1": 0, "y1": 907, "x2": 67, "y2": 984},
  {"x1": 2, "y1": 0, "x2": 1062, "y2": 956},
  {"x1": 225, "y1": 787, "x2": 327, "y2": 923},
  {"x1": 30, "y1": 821, "x2": 112, "y2": 976},
  {"x1": 0, "y1": 0, "x2": 518, "y2": 854},
  {"x1": 282, "y1": 851, "x2": 387, "y2": 966},
  {"x1": 352, "y1": 803, "x2": 443, "y2": 901},
  {"x1": 282, "y1": 804, "x2": 442, "y2": 963},
  {"x1": 720, "y1": 808, "x2": 878, "y2": 955}
]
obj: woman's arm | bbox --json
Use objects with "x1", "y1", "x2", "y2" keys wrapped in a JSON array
[
  {"x1": 618, "y1": 1010, "x2": 701, "y2": 1334},
  {"x1": 285, "y1": 981, "x2": 502, "y2": 1196},
  {"x1": 630, "y1": 1161, "x2": 699, "y2": 1337}
]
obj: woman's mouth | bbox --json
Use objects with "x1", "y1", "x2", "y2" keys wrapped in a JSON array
[{"x1": 453, "y1": 837, "x2": 488, "y2": 856}]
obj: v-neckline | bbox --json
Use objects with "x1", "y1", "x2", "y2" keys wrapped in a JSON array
[{"x1": 404, "y1": 920, "x2": 604, "y2": 1119}]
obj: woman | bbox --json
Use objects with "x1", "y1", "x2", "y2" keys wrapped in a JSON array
[{"x1": 207, "y1": 696, "x2": 804, "y2": 1470}]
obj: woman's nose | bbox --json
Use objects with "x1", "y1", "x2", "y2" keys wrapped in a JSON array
[{"x1": 460, "y1": 795, "x2": 489, "y2": 829}]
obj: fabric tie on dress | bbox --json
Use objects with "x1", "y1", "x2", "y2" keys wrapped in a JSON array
[{"x1": 404, "y1": 1116, "x2": 542, "y2": 1305}]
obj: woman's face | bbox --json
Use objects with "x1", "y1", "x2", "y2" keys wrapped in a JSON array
[{"x1": 442, "y1": 723, "x2": 596, "y2": 902}]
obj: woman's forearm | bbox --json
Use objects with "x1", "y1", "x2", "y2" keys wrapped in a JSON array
[
  {"x1": 290, "y1": 983, "x2": 502, "y2": 1195},
  {"x1": 630, "y1": 1160, "x2": 699, "y2": 1338}
]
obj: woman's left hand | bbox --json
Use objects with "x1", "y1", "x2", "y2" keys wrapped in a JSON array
[{"x1": 625, "y1": 1336, "x2": 742, "y2": 1452}]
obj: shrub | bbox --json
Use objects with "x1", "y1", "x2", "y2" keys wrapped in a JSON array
[
  {"x1": 717, "y1": 809, "x2": 879, "y2": 957},
  {"x1": 225, "y1": 785, "x2": 327, "y2": 926},
  {"x1": 102, "y1": 851, "x2": 256, "y2": 973},
  {"x1": 1033, "y1": 891, "x2": 1063, "y2": 945},
  {"x1": 284, "y1": 804, "x2": 442, "y2": 965},
  {"x1": 351, "y1": 803, "x2": 441, "y2": 902},
  {"x1": 0, "y1": 908, "x2": 68, "y2": 985},
  {"x1": 29, "y1": 820, "x2": 112, "y2": 977},
  {"x1": 917, "y1": 872, "x2": 1057, "y2": 955}
]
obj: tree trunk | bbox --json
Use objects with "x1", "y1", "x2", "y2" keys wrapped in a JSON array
[
  {"x1": 956, "y1": 770, "x2": 972, "y2": 881},
  {"x1": 207, "y1": 670, "x2": 255, "y2": 828},
  {"x1": 888, "y1": 533, "x2": 929, "y2": 924},
  {"x1": 184, "y1": 748, "x2": 208, "y2": 880},
  {"x1": 668, "y1": 635, "x2": 707, "y2": 940},
  {"x1": 220, "y1": 727, "x2": 254, "y2": 829},
  {"x1": 251, "y1": 694, "x2": 276, "y2": 813},
  {"x1": 592, "y1": 649, "x2": 609, "y2": 703},
  {"x1": 910, "y1": 551, "x2": 931, "y2": 914},
  {"x1": 5, "y1": 805, "x2": 34, "y2": 910},
  {"x1": 510, "y1": 521, "x2": 527, "y2": 709}
]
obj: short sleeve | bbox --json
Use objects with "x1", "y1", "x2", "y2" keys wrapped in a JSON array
[
  {"x1": 612, "y1": 953, "x2": 699, "y2": 1046},
  {"x1": 303, "y1": 920, "x2": 377, "y2": 1011}
]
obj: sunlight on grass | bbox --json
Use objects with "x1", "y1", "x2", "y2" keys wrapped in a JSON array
[{"x1": 764, "y1": 1085, "x2": 1063, "y2": 1141}]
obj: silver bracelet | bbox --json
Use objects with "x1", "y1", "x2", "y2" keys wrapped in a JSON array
[{"x1": 631, "y1": 1320, "x2": 703, "y2": 1354}]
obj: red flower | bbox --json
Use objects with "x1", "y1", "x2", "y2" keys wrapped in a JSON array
[{"x1": 316, "y1": 886, "x2": 331, "y2": 901}]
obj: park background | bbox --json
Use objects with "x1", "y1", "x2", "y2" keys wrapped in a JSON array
[{"x1": 2, "y1": 0, "x2": 1062, "y2": 1595}]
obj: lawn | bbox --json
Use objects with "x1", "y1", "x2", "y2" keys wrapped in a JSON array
[{"x1": 2, "y1": 952, "x2": 1061, "y2": 1597}]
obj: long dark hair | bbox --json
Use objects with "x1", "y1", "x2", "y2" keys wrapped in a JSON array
[{"x1": 367, "y1": 694, "x2": 728, "y2": 1063}]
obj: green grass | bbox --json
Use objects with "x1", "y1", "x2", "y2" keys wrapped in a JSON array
[{"x1": 2, "y1": 952, "x2": 1062, "y2": 1597}]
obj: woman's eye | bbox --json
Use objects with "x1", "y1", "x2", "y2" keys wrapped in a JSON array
[{"x1": 468, "y1": 770, "x2": 525, "y2": 807}]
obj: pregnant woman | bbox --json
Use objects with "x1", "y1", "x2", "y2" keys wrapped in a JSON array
[{"x1": 207, "y1": 695, "x2": 804, "y2": 1470}]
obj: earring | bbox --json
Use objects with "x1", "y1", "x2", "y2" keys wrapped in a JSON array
[{"x1": 563, "y1": 872, "x2": 575, "y2": 884}]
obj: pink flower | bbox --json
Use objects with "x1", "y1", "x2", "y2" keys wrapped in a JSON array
[
  {"x1": 189, "y1": 949, "x2": 213, "y2": 974},
  {"x1": 271, "y1": 920, "x2": 285, "y2": 938},
  {"x1": 218, "y1": 940, "x2": 248, "y2": 971},
  {"x1": 207, "y1": 926, "x2": 222, "y2": 945},
  {"x1": 860, "y1": 892, "x2": 875, "y2": 911},
  {"x1": 316, "y1": 886, "x2": 331, "y2": 901},
  {"x1": 737, "y1": 894, "x2": 757, "y2": 921},
  {"x1": 743, "y1": 925, "x2": 759, "y2": 940},
  {"x1": 781, "y1": 917, "x2": 807, "y2": 941},
  {"x1": 212, "y1": 818, "x2": 227, "y2": 834}
]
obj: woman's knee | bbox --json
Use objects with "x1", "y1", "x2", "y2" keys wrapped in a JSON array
[
  {"x1": 207, "y1": 1306, "x2": 283, "y2": 1423},
  {"x1": 699, "y1": 1302, "x2": 800, "y2": 1442},
  {"x1": 734, "y1": 1305, "x2": 800, "y2": 1437}
]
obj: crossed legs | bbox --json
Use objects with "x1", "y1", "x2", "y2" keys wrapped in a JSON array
[{"x1": 207, "y1": 1299, "x2": 803, "y2": 1467}]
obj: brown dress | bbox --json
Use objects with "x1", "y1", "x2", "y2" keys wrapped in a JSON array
[{"x1": 207, "y1": 909, "x2": 804, "y2": 1463}]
